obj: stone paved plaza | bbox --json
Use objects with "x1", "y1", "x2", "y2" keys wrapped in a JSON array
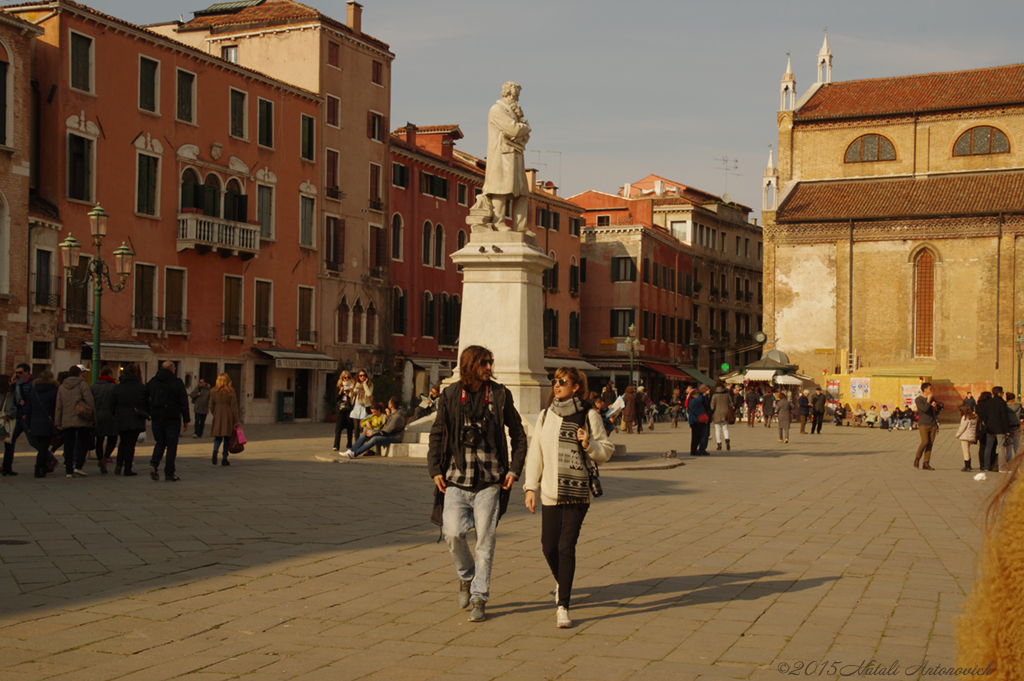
[{"x1": 0, "y1": 420, "x2": 996, "y2": 680}]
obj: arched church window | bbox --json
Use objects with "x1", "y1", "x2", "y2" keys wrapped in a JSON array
[
  {"x1": 844, "y1": 134, "x2": 896, "y2": 163},
  {"x1": 953, "y1": 126, "x2": 1010, "y2": 156},
  {"x1": 914, "y1": 250, "x2": 935, "y2": 357}
]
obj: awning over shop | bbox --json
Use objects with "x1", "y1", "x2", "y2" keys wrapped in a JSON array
[
  {"x1": 745, "y1": 369, "x2": 777, "y2": 381},
  {"x1": 681, "y1": 367, "x2": 716, "y2": 386},
  {"x1": 257, "y1": 349, "x2": 339, "y2": 371},
  {"x1": 83, "y1": 341, "x2": 154, "y2": 363},
  {"x1": 643, "y1": 362, "x2": 690, "y2": 380},
  {"x1": 774, "y1": 374, "x2": 803, "y2": 385},
  {"x1": 544, "y1": 357, "x2": 598, "y2": 371}
]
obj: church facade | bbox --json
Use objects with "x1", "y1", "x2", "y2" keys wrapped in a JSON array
[{"x1": 762, "y1": 38, "x2": 1024, "y2": 410}]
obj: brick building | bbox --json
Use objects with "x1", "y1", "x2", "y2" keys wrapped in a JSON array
[
  {"x1": 0, "y1": 11, "x2": 41, "y2": 375},
  {"x1": 7, "y1": 0, "x2": 328, "y2": 423},
  {"x1": 388, "y1": 123, "x2": 586, "y2": 402},
  {"x1": 763, "y1": 41, "x2": 1024, "y2": 408},
  {"x1": 151, "y1": 0, "x2": 395, "y2": 402},
  {"x1": 570, "y1": 175, "x2": 763, "y2": 397}
]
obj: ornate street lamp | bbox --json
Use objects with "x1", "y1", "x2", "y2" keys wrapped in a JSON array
[{"x1": 60, "y1": 204, "x2": 134, "y2": 383}]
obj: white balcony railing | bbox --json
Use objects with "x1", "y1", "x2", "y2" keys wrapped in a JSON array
[{"x1": 176, "y1": 212, "x2": 260, "y2": 258}]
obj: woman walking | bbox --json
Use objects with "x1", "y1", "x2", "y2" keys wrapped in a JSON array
[
  {"x1": 776, "y1": 390, "x2": 793, "y2": 444},
  {"x1": 621, "y1": 385, "x2": 636, "y2": 434},
  {"x1": 55, "y1": 365, "x2": 95, "y2": 477},
  {"x1": 210, "y1": 374, "x2": 240, "y2": 466},
  {"x1": 332, "y1": 370, "x2": 355, "y2": 452},
  {"x1": 523, "y1": 367, "x2": 613, "y2": 629},
  {"x1": 710, "y1": 381, "x2": 732, "y2": 451},
  {"x1": 349, "y1": 369, "x2": 374, "y2": 438},
  {"x1": 109, "y1": 363, "x2": 147, "y2": 476},
  {"x1": 91, "y1": 366, "x2": 119, "y2": 473},
  {"x1": 23, "y1": 371, "x2": 59, "y2": 478}
]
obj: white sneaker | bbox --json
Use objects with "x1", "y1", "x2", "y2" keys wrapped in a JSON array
[
  {"x1": 556, "y1": 606, "x2": 571, "y2": 628},
  {"x1": 342, "y1": 451, "x2": 356, "y2": 459},
  {"x1": 73, "y1": 468, "x2": 88, "y2": 477}
]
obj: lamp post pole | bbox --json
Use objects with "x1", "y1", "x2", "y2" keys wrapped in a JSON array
[{"x1": 60, "y1": 205, "x2": 135, "y2": 383}]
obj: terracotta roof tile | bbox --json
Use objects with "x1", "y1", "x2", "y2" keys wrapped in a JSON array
[
  {"x1": 180, "y1": 0, "x2": 391, "y2": 53},
  {"x1": 776, "y1": 173, "x2": 1024, "y2": 222},
  {"x1": 797, "y1": 63, "x2": 1024, "y2": 121}
]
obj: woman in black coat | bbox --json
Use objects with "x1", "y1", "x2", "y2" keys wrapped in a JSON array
[
  {"x1": 22, "y1": 371, "x2": 59, "y2": 478},
  {"x1": 108, "y1": 363, "x2": 148, "y2": 476}
]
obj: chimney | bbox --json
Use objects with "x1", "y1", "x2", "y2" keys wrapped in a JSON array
[
  {"x1": 525, "y1": 168, "x2": 538, "y2": 189},
  {"x1": 404, "y1": 122, "x2": 417, "y2": 148},
  {"x1": 543, "y1": 181, "x2": 558, "y2": 197},
  {"x1": 347, "y1": 1, "x2": 362, "y2": 35}
]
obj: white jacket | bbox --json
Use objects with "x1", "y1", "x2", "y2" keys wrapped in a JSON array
[
  {"x1": 956, "y1": 415, "x2": 977, "y2": 442},
  {"x1": 523, "y1": 407, "x2": 614, "y2": 506}
]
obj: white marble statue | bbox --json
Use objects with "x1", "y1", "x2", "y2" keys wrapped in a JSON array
[{"x1": 472, "y1": 81, "x2": 532, "y2": 232}]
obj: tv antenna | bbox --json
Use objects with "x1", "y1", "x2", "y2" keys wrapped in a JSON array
[{"x1": 714, "y1": 156, "x2": 741, "y2": 196}]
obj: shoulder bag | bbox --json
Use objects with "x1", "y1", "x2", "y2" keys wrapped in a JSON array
[{"x1": 75, "y1": 383, "x2": 95, "y2": 421}]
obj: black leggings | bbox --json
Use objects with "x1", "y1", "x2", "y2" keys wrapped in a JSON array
[
  {"x1": 116, "y1": 430, "x2": 142, "y2": 473},
  {"x1": 541, "y1": 503, "x2": 589, "y2": 608},
  {"x1": 334, "y1": 408, "x2": 353, "y2": 449}
]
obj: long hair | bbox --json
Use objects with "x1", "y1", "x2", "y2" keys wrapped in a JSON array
[
  {"x1": 459, "y1": 345, "x2": 493, "y2": 386},
  {"x1": 35, "y1": 370, "x2": 58, "y2": 387},
  {"x1": 545, "y1": 367, "x2": 589, "y2": 408},
  {"x1": 336, "y1": 370, "x2": 352, "y2": 390},
  {"x1": 213, "y1": 373, "x2": 233, "y2": 393}
]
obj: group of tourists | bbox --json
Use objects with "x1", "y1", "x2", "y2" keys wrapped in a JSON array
[
  {"x1": 330, "y1": 369, "x2": 408, "y2": 459},
  {"x1": 955, "y1": 386, "x2": 1019, "y2": 473},
  {"x1": 1, "y1": 362, "x2": 241, "y2": 481}
]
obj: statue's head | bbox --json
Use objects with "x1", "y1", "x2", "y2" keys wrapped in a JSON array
[{"x1": 501, "y1": 81, "x2": 521, "y2": 100}]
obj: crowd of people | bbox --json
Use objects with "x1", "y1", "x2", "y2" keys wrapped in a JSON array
[{"x1": 1, "y1": 362, "x2": 241, "y2": 481}]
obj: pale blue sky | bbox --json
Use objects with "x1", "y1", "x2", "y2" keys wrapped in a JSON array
[{"x1": 17, "y1": 0, "x2": 1024, "y2": 211}]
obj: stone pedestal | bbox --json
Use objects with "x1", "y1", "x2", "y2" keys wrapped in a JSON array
[{"x1": 449, "y1": 230, "x2": 552, "y2": 415}]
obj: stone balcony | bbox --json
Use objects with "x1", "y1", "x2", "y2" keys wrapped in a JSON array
[{"x1": 176, "y1": 211, "x2": 260, "y2": 260}]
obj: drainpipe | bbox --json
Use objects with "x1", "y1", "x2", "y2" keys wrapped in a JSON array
[
  {"x1": 848, "y1": 219, "x2": 854, "y2": 366},
  {"x1": 997, "y1": 215, "x2": 1003, "y2": 371}
]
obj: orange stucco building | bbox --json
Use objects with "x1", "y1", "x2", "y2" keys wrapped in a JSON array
[{"x1": 7, "y1": 0, "x2": 331, "y2": 423}]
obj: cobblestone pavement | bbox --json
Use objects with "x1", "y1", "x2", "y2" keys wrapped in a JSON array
[{"x1": 0, "y1": 420, "x2": 995, "y2": 680}]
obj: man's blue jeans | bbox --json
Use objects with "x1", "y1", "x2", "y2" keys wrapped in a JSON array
[
  {"x1": 442, "y1": 484, "x2": 501, "y2": 602},
  {"x1": 150, "y1": 417, "x2": 181, "y2": 476},
  {"x1": 350, "y1": 432, "x2": 399, "y2": 456}
]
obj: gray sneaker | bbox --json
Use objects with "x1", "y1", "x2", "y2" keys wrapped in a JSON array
[
  {"x1": 467, "y1": 597, "x2": 486, "y2": 622},
  {"x1": 457, "y1": 580, "x2": 472, "y2": 609}
]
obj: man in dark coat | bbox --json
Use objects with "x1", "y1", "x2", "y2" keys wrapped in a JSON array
[
  {"x1": 981, "y1": 386, "x2": 1009, "y2": 472},
  {"x1": 110, "y1": 364, "x2": 148, "y2": 476},
  {"x1": 811, "y1": 387, "x2": 828, "y2": 434},
  {"x1": 745, "y1": 386, "x2": 759, "y2": 427},
  {"x1": 146, "y1": 361, "x2": 190, "y2": 481}
]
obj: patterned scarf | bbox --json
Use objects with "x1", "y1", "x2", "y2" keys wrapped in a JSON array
[{"x1": 549, "y1": 397, "x2": 590, "y2": 505}]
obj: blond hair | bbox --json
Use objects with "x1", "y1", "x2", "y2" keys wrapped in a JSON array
[{"x1": 213, "y1": 373, "x2": 233, "y2": 393}]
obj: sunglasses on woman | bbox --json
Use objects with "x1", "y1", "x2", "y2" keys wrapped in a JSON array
[{"x1": 551, "y1": 378, "x2": 571, "y2": 387}]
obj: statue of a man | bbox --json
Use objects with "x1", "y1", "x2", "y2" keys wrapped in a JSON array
[{"x1": 481, "y1": 81, "x2": 531, "y2": 231}]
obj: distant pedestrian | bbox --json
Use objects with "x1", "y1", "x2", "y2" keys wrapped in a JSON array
[
  {"x1": 190, "y1": 378, "x2": 211, "y2": 438},
  {"x1": 913, "y1": 382, "x2": 942, "y2": 471},
  {"x1": 210, "y1": 373, "x2": 240, "y2": 467},
  {"x1": 956, "y1": 405, "x2": 978, "y2": 472},
  {"x1": 621, "y1": 386, "x2": 636, "y2": 435},
  {"x1": 961, "y1": 391, "x2": 977, "y2": 411},
  {"x1": 22, "y1": 371, "x2": 59, "y2": 478},
  {"x1": 981, "y1": 386, "x2": 1008, "y2": 473},
  {"x1": 811, "y1": 387, "x2": 827, "y2": 434},
  {"x1": 3, "y1": 363, "x2": 34, "y2": 476},
  {"x1": 687, "y1": 385, "x2": 711, "y2": 456},
  {"x1": 55, "y1": 365, "x2": 96, "y2": 478},
  {"x1": 762, "y1": 390, "x2": 776, "y2": 428},
  {"x1": 90, "y1": 366, "x2": 119, "y2": 473},
  {"x1": 332, "y1": 371, "x2": 355, "y2": 451},
  {"x1": 797, "y1": 390, "x2": 811, "y2": 434},
  {"x1": 776, "y1": 390, "x2": 793, "y2": 444},
  {"x1": 635, "y1": 386, "x2": 649, "y2": 433},
  {"x1": 745, "y1": 386, "x2": 759, "y2": 427},
  {"x1": 1007, "y1": 392, "x2": 1021, "y2": 466},
  {"x1": 600, "y1": 382, "x2": 617, "y2": 409},
  {"x1": 669, "y1": 389, "x2": 683, "y2": 428},
  {"x1": 710, "y1": 381, "x2": 732, "y2": 451},
  {"x1": 350, "y1": 369, "x2": 374, "y2": 439},
  {"x1": 109, "y1": 362, "x2": 147, "y2": 476},
  {"x1": 146, "y1": 361, "x2": 190, "y2": 482}
]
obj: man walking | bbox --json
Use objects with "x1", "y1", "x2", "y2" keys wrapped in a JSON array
[
  {"x1": 147, "y1": 361, "x2": 190, "y2": 481},
  {"x1": 811, "y1": 387, "x2": 827, "y2": 434},
  {"x1": 687, "y1": 384, "x2": 711, "y2": 456},
  {"x1": 762, "y1": 389, "x2": 776, "y2": 428},
  {"x1": 2, "y1": 364, "x2": 33, "y2": 475},
  {"x1": 798, "y1": 390, "x2": 811, "y2": 434},
  {"x1": 428, "y1": 346, "x2": 527, "y2": 623},
  {"x1": 913, "y1": 382, "x2": 941, "y2": 470},
  {"x1": 981, "y1": 386, "x2": 1009, "y2": 473},
  {"x1": 744, "y1": 385, "x2": 759, "y2": 427},
  {"x1": 190, "y1": 378, "x2": 211, "y2": 438}
]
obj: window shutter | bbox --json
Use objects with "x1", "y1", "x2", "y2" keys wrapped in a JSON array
[
  {"x1": 420, "y1": 172, "x2": 430, "y2": 194},
  {"x1": 630, "y1": 258, "x2": 637, "y2": 281},
  {"x1": 367, "y1": 111, "x2": 374, "y2": 139},
  {"x1": 181, "y1": 176, "x2": 195, "y2": 211},
  {"x1": 236, "y1": 193, "x2": 248, "y2": 223},
  {"x1": 580, "y1": 258, "x2": 587, "y2": 283},
  {"x1": 552, "y1": 212, "x2": 560, "y2": 231}
]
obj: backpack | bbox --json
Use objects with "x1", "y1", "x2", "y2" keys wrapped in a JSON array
[
  {"x1": 1009, "y1": 405, "x2": 1021, "y2": 428},
  {"x1": 149, "y1": 380, "x2": 175, "y2": 413}
]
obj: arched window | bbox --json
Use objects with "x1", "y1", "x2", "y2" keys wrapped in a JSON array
[
  {"x1": 391, "y1": 213, "x2": 403, "y2": 260},
  {"x1": 451, "y1": 295, "x2": 462, "y2": 342},
  {"x1": 202, "y1": 173, "x2": 221, "y2": 217},
  {"x1": 366, "y1": 302, "x2": 378, "y2": 346},
  {"x1": 953, "y1": 126, "x2": 1010, "y2": 156},
  {"x1": 844, "y1": 134, "x2": 896, "y2": 163},
  {"x1": 180, "y1": 168, "x2": 201, "y2": 211},
  {"x1": 224, "y1": 179, "x2": 247, "y2": 222},
  {"x1": 569, "y1": 256, "x2": 579, "y2": 294},
  {"x1": 438, "y1": 292, "x2": 451, "y2": 345},
  {"x1": 392, "y1": 286, "x2": 406, "y2": 335},
  {"x1": 422, "y1": 221, "x2": 432, "y2": 265},
  {"x1": 914, "y1": 250, "x2": 935, "y2": 357},
  {"x1": 337, "y1": 297, "x2": 349, "y2": 344},
  {"x1": 434, "y1": 224, "x2": 445, "y2": 268},
  {"x1": 549, "y1": 251, "x2": 559, "y2": 290},
  {"x1": 421, "y1": 291, "x2": 435, "y2": 338},
  {"x1": 352, "y1": 299, "x2": 364, "y2": 345},
  {"x1": 456, "y1": 229, "x2": 467, "y2": 272}
]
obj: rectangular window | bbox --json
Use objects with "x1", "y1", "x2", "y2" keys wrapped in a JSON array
[
  {"x1": 65, "y1": 255, "x2": 90, "y2": 324},
  {"x1": 651, "y1": 261, "x2": 658, "y2": 287},
  {"x1": 223, "y1": 276, "x2": 243, "y2": 336},
  {"x1": 457, "y1": 183, "x2": 468, "y2": 206},
  {"x1": 367, "y1": 111, "x2": 385, "y2": 141},
  {"x1": 758, "y1": 242, "x2": 763, "y2": 261},
  {"x1": 392, "y1": 162, "x2": 409, "y2": 188},
  {"x1": 370, "y1": 224, "x2": 387, "y2": 270},
  {"x1": 326, "y1": 95, "x2": 340, "y2": 127},
  {"x1": 685, "y1": 274, "x2": 692, "y2": 296},
  {"x1": 258, "y1": 98, "x2": 273, "y2": 147},
  {"x1": 176, "y1": 70, "x2": 195, "y2": 123},
  {"x1": 580, "y1": 257, "x2": 587, "y2": 282},
  {"x1": 419, "y1": 171, "x2": 449, "y2": 199},
  {"x1": 325, "y1": 216, "x2": 344, "y2": 271},
  {"x1": 34, "y1": 250, "x2": 58, "y2": 307},
  {"x1": 297, "y1": 287, "x2": 315, "y2": 341},
  {"x1": 254, "y1": 280, "x2": 273, "y2": 339},
  {"x1": 133, "y1": 264, "x2": 156, "y2": 330},
  {"x1": 745, "y1": 238, "x2": 751, "y2": 259},
  {"x1": 139, "y1": 57, "x2": 158, "y2": 113},
  {"x1": 300, "y1": 196, "x2": 315, "y2": 247},
  {"x1": 229, "y1": 89, "x2": 247, "y2": 138},
  {"x1": 569, "y1": 216, "x2": 581, "y2": 237},
  {"x1": 326, "y1": 149, "x2": 339, "y2": 192},
  {"x1": 300, "y1": 114, "x2": 315, "y2": 161},
  {"x1": 369, "y1": 163, "x2": 382, "y2": 210},
  {"x1": 669, "y1": 268, "x2": 676, "y2": 293},
  {"x1": 327, "y1": 42, "x2": 339, "y2": 67},
  {"x1": 70, "y1": 31, "x2": 92, "y2": 92},
  {"x1": 68, "y1": 134, "x2": 92, "y2": 202},
  {"x1": 372, "y1": 60, "x2": 383, "y2": 85},
  {"x1": 642, "y1": 310, "x2": 650, "y2": 339},
  {"x1": 611, "y1": 256, "x2": 637, "y2": 282},
  {"x1": 253, "y1": 365, "x2": 269, "y2": 399},
  {"x1": 610, "y1": 309, "x2": 635, "y2": 337},
  {"x1": 256, "y1": 185, "x2": 274, "y2": 239},
  {"x1": 642, "y1": 257, "x2": 650, "y2": 284},
  {"x1": 221, "y1": 45, "x2": 238, "y2": 63},
  {"x1": 596, "y1": 215, "x2": 610, "y2": 226},
  {"x1": 535, "y1": 207, "x2": 549, "y2": 229},
  {"x1": 165, "y1": 268, "x2": 185, "y2": 332},
  {"x1": 136, "y1": 153, "x2": 159, "y2": 216},
  {"x1": 551, "y1": 212, "x2": 560, "y2": 232}
]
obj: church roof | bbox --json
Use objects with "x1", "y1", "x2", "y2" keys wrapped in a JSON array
[
  {"x1": 796, "y1": 62, "x2": 1024, "y2": 121},
  {"x1": 776, "y1": 172, "x2": 1024, "y2": 222}
]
